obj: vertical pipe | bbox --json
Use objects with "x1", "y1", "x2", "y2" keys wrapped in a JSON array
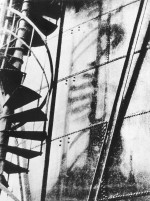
[
  {"x1": 0, "y1": 0, "x2": 31, "y2": 196},
  {"x1": 12, "y1": 0, "x2": 32, "y2": 70},
  {"x1": 41, "y1": 1, "x2": 66, "y2": 201}
]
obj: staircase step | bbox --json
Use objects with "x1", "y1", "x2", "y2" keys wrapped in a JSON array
[
  {"x1": 3, "y1": 107, "x2": 47, "y2": 123},
  {"x1": 27, "y1": 13, "x2": 57, "y2": 47},
  {"x1": 33, "y1": 2, "x2": 61, "y2": 20},
  {"x1": 4, "y1": 85, "x2": 41, "y2": 110},
  {"x1": 7, "y1": 146, "x2": 42, "y2": 159},
  {"x1": 31, "y1": 33, "x2": 45, "y2": 47},
  {"x1": 30, "y1": 18, "x2": 57, "y2": 47},
  {"x1": 0, "y1": 175, "x2": 9, "y2": 188},
  {"x1": 4, "y1": 161, "x2": 28, "y2": 174},
  {"x1": 0, "y1": 68, "x2": 25, "y2": 94},
  {"x1": 5, "y1": 130, "x2": 46, "y2": 141},
  {"x1": 31, "y1": 15, "x2": 57, "y2": 36}
]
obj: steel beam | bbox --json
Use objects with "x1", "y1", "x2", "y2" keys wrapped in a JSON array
[{"x1": 40, "y1": 1, "x2": 66, "y2": 201}]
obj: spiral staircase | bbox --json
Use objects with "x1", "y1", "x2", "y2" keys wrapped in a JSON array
[{"x1": 0, "y1": 0, "x2": 60, "y2": 189}]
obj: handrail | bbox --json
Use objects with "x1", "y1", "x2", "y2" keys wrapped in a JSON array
[
  {"x1": 0, "y1": 28, "x2": 50, "y2": 89},
  {"x1": 8, "y1": 7, "x2": 54, "y2": 92},
  {"x1": 0, "y1": 5, "x2": 56, "y2": 110},
  {"x1": 0, "y1": 6, "x2": 55, "y2": 93},
  {"x1": 9, "y1": 7, "x2": 46, "y2": 41}
]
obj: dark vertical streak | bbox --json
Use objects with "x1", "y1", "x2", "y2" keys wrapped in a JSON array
[
  {"x1": 106, "y1": 13, "x2": 111, "y2": 62},
  {"x1": 103, "y1": 13, "x2": 111, "y2": 123},
  {"x1": 88, "y1": 1, "x2": 103, "y2": 125}
]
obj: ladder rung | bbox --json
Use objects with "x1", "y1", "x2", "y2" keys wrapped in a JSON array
[{"x1": 33, "y1": 2, "x2": 61, "y2": 20}]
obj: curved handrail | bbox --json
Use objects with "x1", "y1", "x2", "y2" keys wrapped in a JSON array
[
  {"x1": 9, "y1": 7, "x2": 46, "y2": 41},
  {"x1": 9, "y1": 7, "x2": 54, "y2": 90},
  {"x1": 0, "y1": 7, "x2": 55, "y2": 108},
  {"x1": 0, "y1": 28, "x2": 50, "y2": 89}
]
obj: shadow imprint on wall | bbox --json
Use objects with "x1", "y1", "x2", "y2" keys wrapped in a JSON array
[{"x1": 47, "y1": 11, "x2": 127, "y2": 201}]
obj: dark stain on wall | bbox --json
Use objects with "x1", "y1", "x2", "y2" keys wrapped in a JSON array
[
  {"x1": 97, "y1": 22, "x2": 125, "y2": 56},
  {"x1": 68, "y1": 92, "x2": 92, "y2": 104}
]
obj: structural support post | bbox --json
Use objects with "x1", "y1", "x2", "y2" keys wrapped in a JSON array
[
  {"x1": 96, "y1": 20, "x2": 150, "y2": 200},
  {"x1": 0, "y1": 0, "x2": 32, "y2": 196},
  {"x1": 41, "y1": 1, "x2": 66, "y2": 201},
  {"x1": 13, "y1": 0, "x2": 32, "y2": 70},
  {"x1": 87, "y1": 0, "x2": 147, "y2": 200}
]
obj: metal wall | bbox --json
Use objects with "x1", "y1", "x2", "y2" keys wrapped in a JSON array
[
  {"x1": 1, "y1": 0, "x2": 150, "y2": 200},
  {"x1": 26, "y1": 0, "x2": 150, "y2": 200}
]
